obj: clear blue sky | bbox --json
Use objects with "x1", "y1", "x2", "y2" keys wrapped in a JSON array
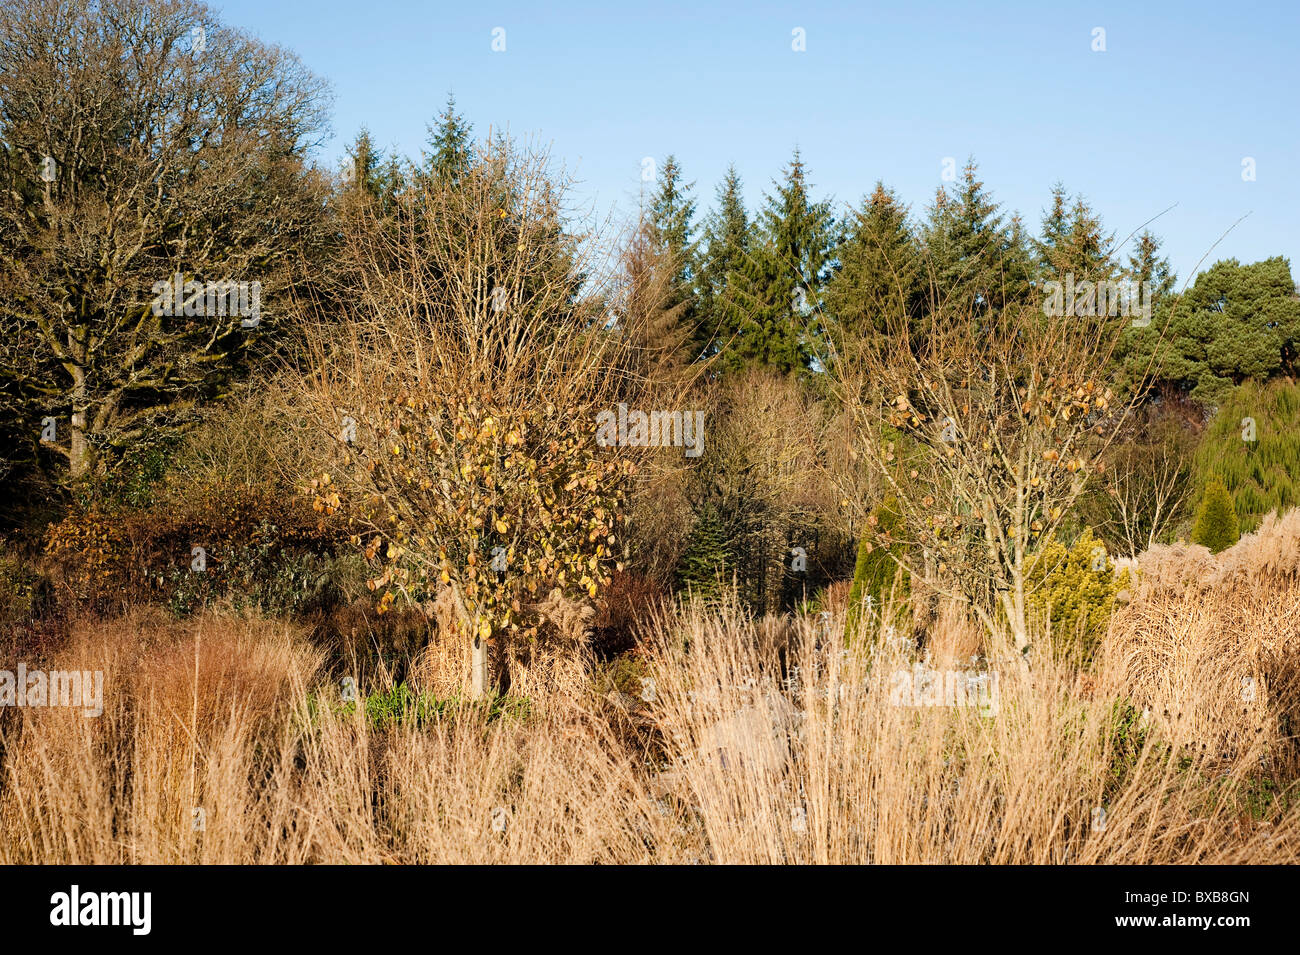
[{"x1": 212, "y1": 0, "x2": 1299, "y2": 285}]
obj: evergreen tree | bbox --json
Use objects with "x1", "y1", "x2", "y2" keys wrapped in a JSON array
[
  {"x1": 1120, "y1": 257, "x2": 1300, "y2": 403},
  {"x1": 1037, "y1": 182, "x2": 1072, "y2": 274},
  {"x1": 695, "y1": 164, "x2": 750, "y2": 361},
  {"x1": 1190, "y1": 378, "x2": 1300, "y2": 532},
  {"x1": 1036, "y1": 185, "x2": 1114, "y2": 281},
  {"x1": 725, "y1": 149, "x2": 835, "y2": 374},
  {"x1": 649, "y1": 155, "x2": 697, "y2": 292},
  {"x1": 825, "y1": 182, "x2": 921, "y2": 340},
  {"x1": 1126, "y1": 229, "x2": 1176, "y2": 306},
  {"x1": 643, "y1": 155, "x2": 699, "y2": 364},
  {"x1": 920, "y1": 159, "x2": 1031, "y2": 315},
  {"x1": 1191, "y1": 477, "x2": 1241, "y2": 553},
  {"x1": 425, "y1": 93, "x2": 474, "y2": 186},
  {"x1": 344, "y1": 128, "x2": 404, "y2": 210},
  {"x1": 676, "y1": 502, "x2": 733, "y2": 601}
]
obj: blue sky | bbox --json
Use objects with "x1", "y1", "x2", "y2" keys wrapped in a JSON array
[{"x1": 213, "y1": 0, "x2": 1299, "y2": 285}]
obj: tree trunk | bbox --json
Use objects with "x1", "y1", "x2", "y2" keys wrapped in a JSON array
[
  {"x1": 471, "y1": 634, "x2": 490, "y2": 699},
  {"x1": 68, "y1": 330, "x2": 93, "y2": 479}
]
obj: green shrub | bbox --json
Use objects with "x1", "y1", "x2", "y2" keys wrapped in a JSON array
[
  {"x1": 1025, "y1": 529, "x2": 1125, "y2": 655},
  {"x1": 675, "y1": 502, "x2": 732, "y2": 601},
  {"x1": 1191, "y1": 477, "x2": 1240, "y2": 554},
  {"x1": 846, "y1": 495, "x2": 907, "y2": 640},
  {"x1": 1191, "y1": 378, "x2": 1300, "y2": 533}
]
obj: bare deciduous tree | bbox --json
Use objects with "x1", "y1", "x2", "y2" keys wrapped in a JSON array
[
  {"x1": 0, "y1": 0, "x2": 329, "y2": 479},
  {"x1": 831, "y1": 298, "x2": 1141, "y2": 656}
]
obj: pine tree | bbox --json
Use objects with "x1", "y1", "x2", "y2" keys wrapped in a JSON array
[
  {"x1": 649, "y1": 156, "x2": 697, "y2": 292},
  {"x1": 1191, "y1": 477, "x2": 1241, "y2": 553},
  {"x1": 1121, "y1": 257, "x2": 1300, "y2": 403}
]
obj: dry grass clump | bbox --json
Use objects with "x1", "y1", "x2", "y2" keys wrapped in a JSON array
[
  {"x1": 0, "y1": 609, "x2": 321, "y2": 863},
  {"x1": 1102, "y1": 507, "x2": 1300, "y2": 777},
  {"x1": 642, "y1": 599, "x2": 1295, "y2": 864}
]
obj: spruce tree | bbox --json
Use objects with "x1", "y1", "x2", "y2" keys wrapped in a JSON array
[
  {"x1": 344, "y1": 128, "x2": 404, "y2": 208},
  {"x1": 644, "y1": 155, "x2": 699, "y2": 364},
  {"x1": 1127, "y1": 230, "x2": 1175, "y2": 302},
  {"x1": 921, "y1": 158, "x2": 1031, "y2": 315},
  {"x1": 676, "y1": 502, "x2": 733, "y2": 601},
  {"x1": 425, "y1": 93, "x2": 474, "y2": 186},
  {"x1": 649, "y1": 155, "x2": 697, "y2": 292},
  {"x1": 696, "y1": 164, "x2": 751, "y2": 361},
  {"x1": 725, "y1": 149, "x2": 835, "y2": 374},
  {"x1": 825, "y1": 182, "x2": 920, "y2": 340},
  {"x1": 1037, "y1": 182, "x2": 1072, "y2": 274}
]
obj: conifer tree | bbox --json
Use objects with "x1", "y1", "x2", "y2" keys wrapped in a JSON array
[
  {"x1": 425, "y1": 93, "x2": 474, "y2": 186},
  {"x1": 696, "y1": 164, "x2": 750, "y2": 361},
  {"x1": 1037, "y1": 182, "x2": 1072, "y2": 274},
  {"x1": 1121, "y1": 257, "x2": 1300, "y2": 403},
  {"x1": 825, "y1": 182, "x2": 920, "y2": 340},
  {"x1": 676, "y1": 502, "x2": 733, "y2": 601},
  {"x1": 643, "y1": 155, "x2": 699, "y2": 364},
  {"x1": 725, "y1": 149, "x2": 835, "y2": 373},
  {"x1": 920, "y1": 159, "x2": 1030, "y2": 315},
  {"x1": 1191, "y1": 476, "x2": 1241, "y2": 553},
  {"x1": 1190, "y1": 378, "x2": 1300, "y2": 532},
  {"x1": 1127, "y1": 230, "x2": 1175, "y2": 302}
]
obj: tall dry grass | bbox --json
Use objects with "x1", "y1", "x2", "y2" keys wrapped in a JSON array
[{"x1": 3, "y1": 563, "x2": 1296, "y2": 863}]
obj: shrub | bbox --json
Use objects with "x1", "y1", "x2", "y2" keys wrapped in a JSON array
[
  {"x1": 675, "y1": 502, "x2": 733, "y2": 602},
  {"x1": 845, "y1": 495, "x2": 907, "y2": 640},
  {"x1": 1025, "y1": 529, "x2": 1125, "y2": 656},
  {"x1": 44, "y1": 483, "x2": 344, "y2": 613},
  {"x1": 1191, "y1": 378, "x2": 1300, "y2": 534},
  {"x1": 1191, "y1": 477, "x2": 1240, "y2": 554}
]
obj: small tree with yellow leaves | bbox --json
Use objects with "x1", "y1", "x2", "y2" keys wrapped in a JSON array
[{"x1": 295, "y1": 137, "x2": 643, "y2": 695}]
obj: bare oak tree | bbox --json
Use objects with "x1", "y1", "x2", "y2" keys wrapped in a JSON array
[{"x1": 0, "y1": 0, "x2": 329, "y2": 479}]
